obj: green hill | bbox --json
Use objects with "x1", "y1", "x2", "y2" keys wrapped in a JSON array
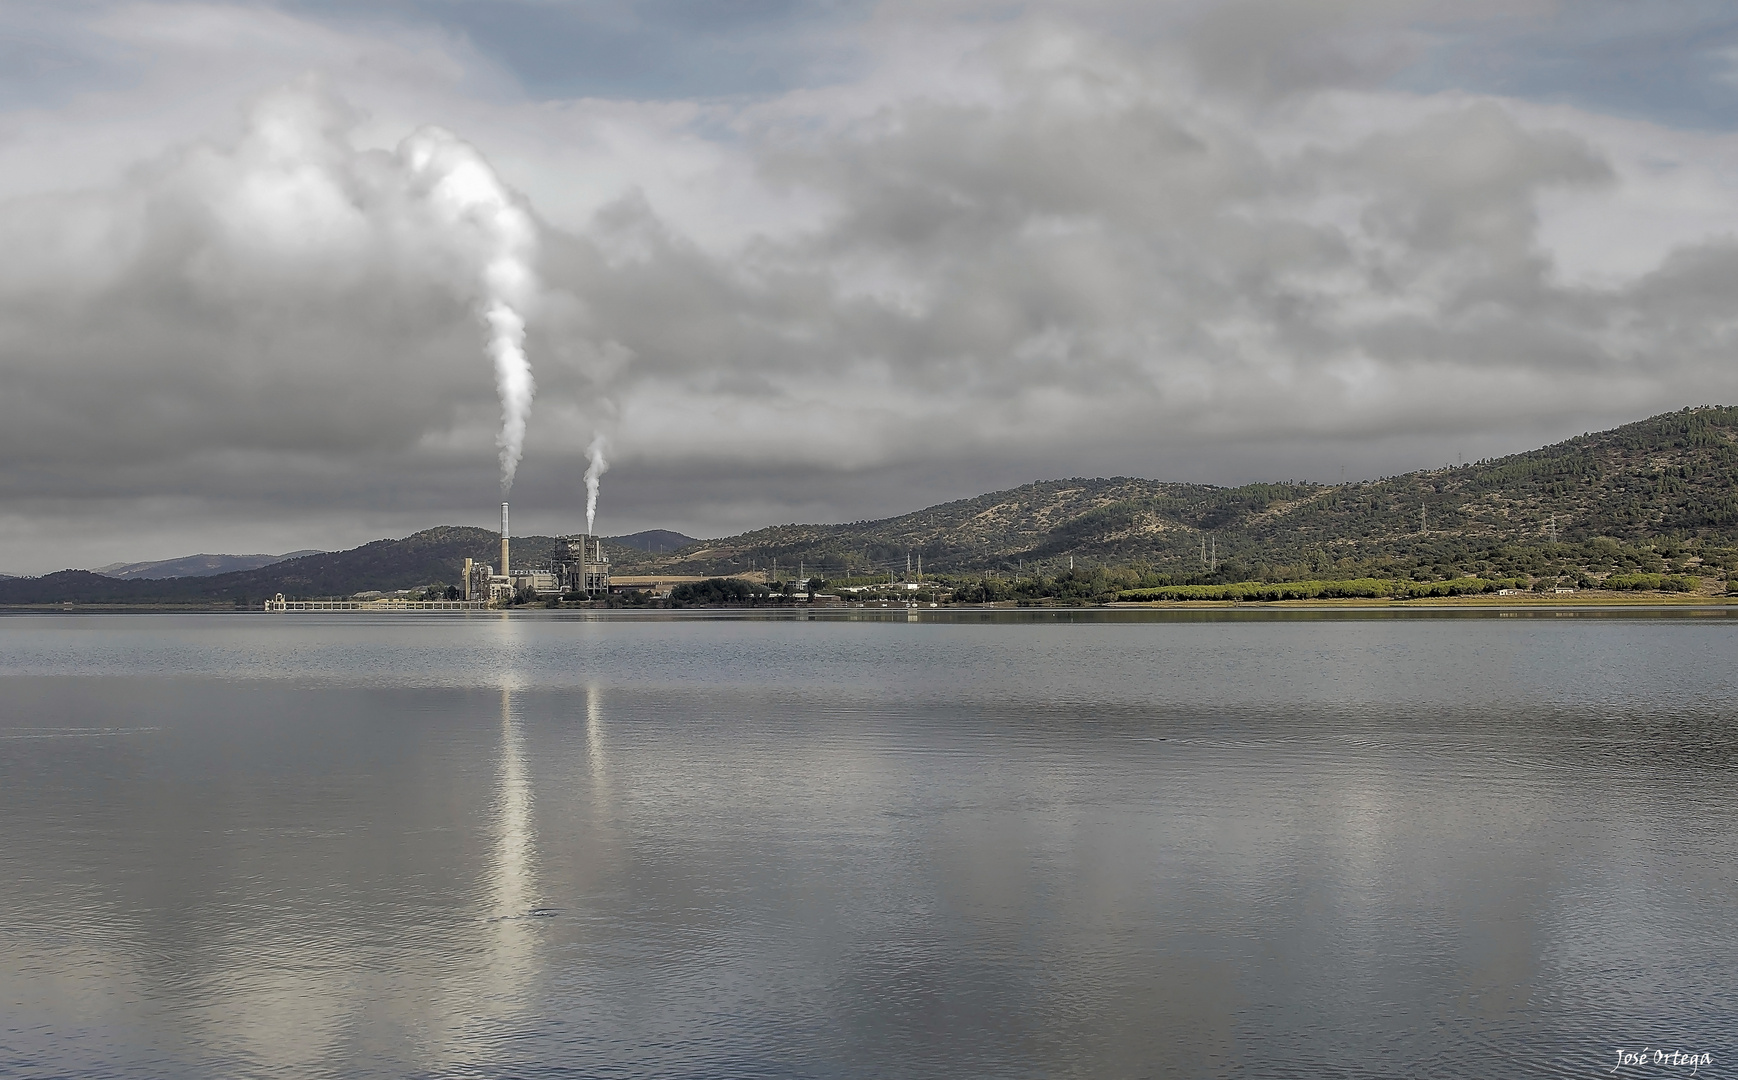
[
  {"x1": 635, "y1": 405, "x2": 1738, "y2": 583},
  {"x1": 6, "y1": 406, "x2": 1736, "y2": 606},
  {"x1": 0, "y1": 527, "x2": 629, "y2": 606}
]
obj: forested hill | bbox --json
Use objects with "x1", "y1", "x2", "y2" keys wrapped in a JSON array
[
  {"x1": 1, "y1": 527, "x2": 587, "y2": 606},
  {"x1": 1264, "y1": 405, "x2": 1738, "y2": 548},
  {"x1": 642, "y1": 405, "x2": 1738, "y2": 579},
  {"x1": 5, "y1": 406, "x2": 1736, "y2": 604}
]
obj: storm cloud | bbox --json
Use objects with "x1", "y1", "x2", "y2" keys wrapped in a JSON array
[{"x1": 4, "y1": 1, "x2": 1738, "y2": 571}]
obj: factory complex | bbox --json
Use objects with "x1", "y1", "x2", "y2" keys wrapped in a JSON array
[
  {"x1": 258, "y1": 498, "x2": 924, "y2": 614},
  {"x1": 464, "y1": 502, "x2": 611, "y2": 603},
  {"x1": 265, "y1": 500, "x2": 612, "y2": 612}
]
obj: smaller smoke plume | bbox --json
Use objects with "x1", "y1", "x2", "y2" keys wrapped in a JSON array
[{"x1": 584, "y1": 434, "x2": 609, "y2": 535}]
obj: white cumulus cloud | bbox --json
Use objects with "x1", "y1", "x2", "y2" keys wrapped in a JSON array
[{"x1": 5, "y1": 1, "x2": 1738, "y2": 571}]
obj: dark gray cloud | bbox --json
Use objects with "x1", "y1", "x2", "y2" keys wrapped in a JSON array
[{"x1": 2, "y1": 1, "x2": 1738, "y2": 572}]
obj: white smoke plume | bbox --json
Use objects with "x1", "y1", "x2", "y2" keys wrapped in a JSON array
[
  {"x1": 584, "y1": 434, "x2": 609, "y2": 535},
  {"x1": 402, "y1": 128, "x2": 538, "y2": 492}
]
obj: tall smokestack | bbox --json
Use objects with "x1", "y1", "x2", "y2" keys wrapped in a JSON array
[{"x1": 501, "y1": 502, "x2": 510, "y2": 578}]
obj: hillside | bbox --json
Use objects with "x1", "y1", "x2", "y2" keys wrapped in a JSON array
[
  {"x1": 0, "y1": 528, "x2": 648, "y2": 606},
  {"x1": 611, "y1": 530, "x2": 700, "y2": 553},
  {"x1": 94, "y1": 550, "x2": 324, "y2": 580},
  {"x1": 633, "y1": 406, "x2": 1738, "y2": 580},
  {"x1": 5, "y1": 406, "x2": 1736, "y2": 605}
]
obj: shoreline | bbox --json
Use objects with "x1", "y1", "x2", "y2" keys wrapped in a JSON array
[
  {"x1": 1108, "y1": 591, "x2": 1736, "y2": 610},
  {"x1": 3, "y1": 596, "x2": 1736, "y2": 616}
]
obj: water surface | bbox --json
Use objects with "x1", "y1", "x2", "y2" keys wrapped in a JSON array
[{"x1": 1, "y1": 611, "x2": 1733, "y2": 1078}]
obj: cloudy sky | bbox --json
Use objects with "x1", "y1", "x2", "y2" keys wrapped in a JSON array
[{"x1": 5, "y1": 0, "x2": 1738, "y2": 573}]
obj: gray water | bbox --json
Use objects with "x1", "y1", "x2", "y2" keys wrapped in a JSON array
[{"x1": 1, "y1": 610, "x2": 1733, "y2": 1078}]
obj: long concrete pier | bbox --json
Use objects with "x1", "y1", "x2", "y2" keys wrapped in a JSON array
[{"x1": 264, "y1": 596, "x2": 489, "y2": 612}]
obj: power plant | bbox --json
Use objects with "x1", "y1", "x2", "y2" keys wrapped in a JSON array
[
  {"x1": 463, "y1": 500, "x2": 610, "y2": 604},
  {"x1": 265, "y1": 496, "x2": 612, "y2": 612}
]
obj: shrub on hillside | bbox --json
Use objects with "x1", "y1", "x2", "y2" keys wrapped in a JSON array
[
  {"x1": 1604, "y1": 573, "x2": 1700, "y2": 592},
  {"x1": 1115, "y1": 577, "x2": 1530, "y2": 602},
  {"x1": 669, "y1": 578, "x2": 771, "y2": 606}
]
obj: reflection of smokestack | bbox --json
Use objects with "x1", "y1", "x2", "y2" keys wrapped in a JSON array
[{"x1": 501, "y1": 502, "x2": 510, "y2": 578}]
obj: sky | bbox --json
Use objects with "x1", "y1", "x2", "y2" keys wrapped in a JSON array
[{"x1": 5, "y1": 0, "x2": 1738, "y2": 573}]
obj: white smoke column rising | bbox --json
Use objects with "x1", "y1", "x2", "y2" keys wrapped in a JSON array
[
  {"x1": 402, "y1": 128, "x2": 538, "y2": 491},
  {"x1": 584, "y1": 435, "x2": 609, "y2": 535}
]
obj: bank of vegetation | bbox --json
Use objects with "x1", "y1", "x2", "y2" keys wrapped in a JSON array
[
  {"x1": 662, "y1": 577, "x2": 835, "y2": 607},
  {"x1": 621, "y1": 406, "x2": 1738, "y2": 590},
  {"x1": 6, "y1": 407, "x2": 1738, "y2": 608},
  {"x1": 1116, "y1": 577, "x2": 1525, "y2": 602}
]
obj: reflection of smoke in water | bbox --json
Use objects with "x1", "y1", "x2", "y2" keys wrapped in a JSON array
[
  {"x1": 491, "y1": 684, "x2": 540, "y2": 922},
  {"x1": 585, "y1": 683, "x2": 606, "y2": 782},
  {"x1": 430, "y1": 682, "x2": 546, "y2": 1064}
]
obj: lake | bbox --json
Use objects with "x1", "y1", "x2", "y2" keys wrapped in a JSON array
[{"x1": 1, "y1": 610, "x2": 1733, "y2": 1078}]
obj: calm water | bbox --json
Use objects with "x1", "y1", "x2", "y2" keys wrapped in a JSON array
[{"x1": 1, "y1": 610, "x2": 1734, "y2": 1079}]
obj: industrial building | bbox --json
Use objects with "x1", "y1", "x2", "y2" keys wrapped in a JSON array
[
  {"x1": 463, "y1": 501, "x2": 611, "y2": 605},
  {"x1": 554, "y1": 533, "x2": 611, "y2": 595},
  {"x1": 262, "y1": 500, "x2": 610, "y2": 611}
]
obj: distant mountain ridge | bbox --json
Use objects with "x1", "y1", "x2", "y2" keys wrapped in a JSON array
[
  {"x1": 94, "y1": 550, "x2": 325, "y2": 580},
  {"x1": 0, "y1": 528, "x2": 680, "y2": 605},
  {"x1": 610, "y1": 529, "x2": 700, "y2": 553},
  {"x1": 3, "y1": 406, "x2": 1735, "y2": 605}
]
